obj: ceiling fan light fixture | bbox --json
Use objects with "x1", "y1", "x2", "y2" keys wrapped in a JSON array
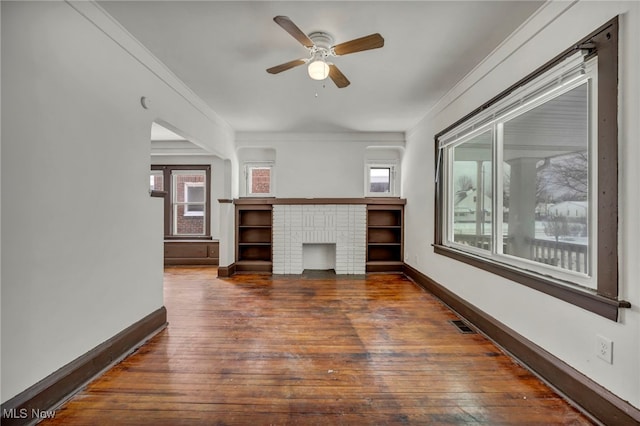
[
  {"x1": 307, "y1": 58, "x2": 329, "y2": 81},
  {"x1": 267, "y1": 16, "x2": 383, "y2": 88}
]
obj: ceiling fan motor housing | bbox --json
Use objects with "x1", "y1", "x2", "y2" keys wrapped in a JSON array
[{"x1": 308, "y1": 31, "x2": 334, "y2": 56}]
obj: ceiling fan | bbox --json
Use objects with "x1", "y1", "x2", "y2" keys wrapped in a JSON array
[{"x1": 266, "y1": 16, "x2": 384, "y2": 88}]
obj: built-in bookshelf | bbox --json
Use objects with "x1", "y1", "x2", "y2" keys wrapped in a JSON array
[
  {"x1": 233, "y1": 198, "x2": 404, "y2": 274},
  {"x1": 235, "y1": 204, "x2": 273, "y2": 272},
  {"x1": 366, "y1": 204, "x2": 404, "y2": 272}
]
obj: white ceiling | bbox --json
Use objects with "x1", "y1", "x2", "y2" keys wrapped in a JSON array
[{"x1": 99, "y1": 1, "x2": 543, "y2": 134}]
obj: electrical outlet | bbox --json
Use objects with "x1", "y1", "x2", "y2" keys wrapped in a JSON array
[{"x1": 596, "y1": 334, "x2": 613, "y2": 364}]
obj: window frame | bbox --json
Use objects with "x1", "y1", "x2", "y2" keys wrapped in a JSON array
[
  {"x1": 365, "y1": 161, "x2": 397, "y2": 197},
  {"x1": 151, "y1": 165, "x2": 211, "y2": 240},
  {"x1": 443, "y1": 76, "x2": 595, "y2": 287},
  {"x1": 433, "y1": 17, "x2": 628, "y2": 321},
  {"x1": 182, "y1": 181, "x2": 206, "y2": 217},
  {"x1": 149, "y1": 169, "x2": 166, "y2": 197},
  {"x1": 149, "y1": 170, "x2": 163, "y2": 192}
]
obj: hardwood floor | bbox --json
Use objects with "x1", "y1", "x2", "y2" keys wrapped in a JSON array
[{"x1": 44, "y1": 267, "x2": 594, "y2": 425}]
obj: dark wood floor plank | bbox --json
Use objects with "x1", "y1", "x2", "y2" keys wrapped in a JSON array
[{"x1": 42, "y1": 267, "x2": 593, "y2": 425}]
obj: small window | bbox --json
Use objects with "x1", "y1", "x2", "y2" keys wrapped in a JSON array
[
  {"x1": 366, "y1": 163, "x2": 396, "y2": 196},
  {"x1": 150, "y1": 170, "x2": 164, "y2": 192},
  {"x1": 245, "y1": 164, "x2": 273, "y2": 196}
]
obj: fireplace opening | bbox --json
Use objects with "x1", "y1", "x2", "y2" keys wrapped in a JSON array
[{"x1": 303, "y1": 243, "x2": 336, "y2": 271}]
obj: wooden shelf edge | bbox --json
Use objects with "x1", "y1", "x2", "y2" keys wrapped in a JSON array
[
  {"x1": 366, "y1": 261, "x2": 404, "y2": 273},
  {"x1": 236, "y1": 260, "x2": 272, "y2": 273}
]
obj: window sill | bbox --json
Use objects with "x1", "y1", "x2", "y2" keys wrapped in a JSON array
[
  {"x1": 433, "y1": 244, "x2": 630, "y2": 321},
  {"x1": 165, "y1": 236, "x2": 213, "y2": 241}
]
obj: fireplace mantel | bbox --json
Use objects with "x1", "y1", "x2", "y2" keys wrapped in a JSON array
[{"x1": 234, "y1": 197, "x2": 405, "y2": 206}]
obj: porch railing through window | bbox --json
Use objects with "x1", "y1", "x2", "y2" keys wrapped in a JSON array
[
  {"x1": 453, "y1": 234, "x2": 588, "y2": 273},
  {"x1": 522, "y1": 237, "x2": 588, "y2": 273}
]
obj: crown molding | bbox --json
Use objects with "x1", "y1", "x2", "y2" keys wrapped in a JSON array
[{"x1": 65, "y1": 1, "x2": 234, "y2": 142}]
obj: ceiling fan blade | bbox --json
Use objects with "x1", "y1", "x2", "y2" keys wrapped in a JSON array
[
  {"x1": 333, "y1": 33, "x2": 384, "y2": 56},
  {"x1": 266, "y1": 59, "x2": 307, "y2": 74},
  {"x1": 273, "y1": 16, "x2": 314, "y2": 48},
  {"x1": 328, "y1": 64, "x2": 350, "y2": 88}
]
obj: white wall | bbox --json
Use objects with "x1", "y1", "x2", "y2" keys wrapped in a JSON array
[
  {"x1": 236, "y1": 132, "x2": 404, "y2": 198},
  {"x1": 403, "y1": 0, "x2": 640, "y2": 408},
  {"x1": 0, "y1": 1, "x2": 234, "y2": 403}
]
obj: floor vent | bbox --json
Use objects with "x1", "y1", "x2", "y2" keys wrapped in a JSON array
[{"x1": 450, "y1": 319, "x2": 476, "y2": 334}]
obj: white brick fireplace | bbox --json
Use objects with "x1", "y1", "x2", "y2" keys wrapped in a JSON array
[{"x1": 272, "y1": 204, "x2": 366, "y2": 274}]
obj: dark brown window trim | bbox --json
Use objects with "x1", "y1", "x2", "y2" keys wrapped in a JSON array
[
  {"x1": 151, "y1": 164, "x2": 212, "y2": 239},
  {"x1": 433, "y1": 244, "x2": 629, "y2": 321},
  {"x1": 433, "y1": 17, "x2": 626, "y2": 320}
]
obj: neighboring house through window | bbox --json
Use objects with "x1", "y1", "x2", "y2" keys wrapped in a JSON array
[{"x1": 245, "y1": 163, "x2": 273, "y2": 196}]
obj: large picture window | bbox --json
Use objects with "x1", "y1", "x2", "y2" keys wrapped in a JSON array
[
  {"x1": 443, "y1": 74, "x2": 592, "y2": 282},
  {"x1": 151, "y1": 165, "x2": 211, "y2": 239},
  {"x1": 434, "y1": 17, "x2": 628, "y2": 320}
]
